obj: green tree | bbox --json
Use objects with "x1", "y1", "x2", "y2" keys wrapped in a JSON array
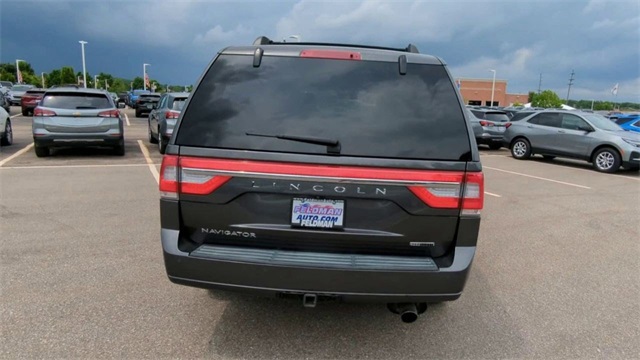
[
  {"x1": 528, "y1": 91, "x2": 536, "y2": 103},
  {"x1": 531, "y1": 90, "x2": 563, "y2": 108},
  {"x1": 132, "y1": 76, "x2": 144, "y2": 90},
  {"x1": 60, "y1": 66, "x2": 76, "y2": 85}
]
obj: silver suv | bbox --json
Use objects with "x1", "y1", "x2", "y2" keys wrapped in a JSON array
[
  {"x1": 32, "y1": 88, "x2": 125, "y2": 157},
  {"x1": 503, "y1": 110, "x2": 640, "y2": 172}
]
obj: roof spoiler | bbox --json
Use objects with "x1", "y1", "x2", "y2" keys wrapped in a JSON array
[{"x1": 252, "y1": 36, "x2": 419, "y2": 53}]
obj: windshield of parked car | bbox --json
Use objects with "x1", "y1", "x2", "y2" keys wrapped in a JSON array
[
  {"x1": 12, "y1": 85, "x2": 32, "y2": 91},
  {"x1": 584, "y1": 114, "x2": 623, "y2": 131},
  {"x1": 484, "y1": 112, "x2": 510, "y2": 122},
  {"x1": 177, "y1": 54, "x2": 471, "y2": 161},
  {"x1": 41, "y1": 93, "x2": 112, "y2": 109}
]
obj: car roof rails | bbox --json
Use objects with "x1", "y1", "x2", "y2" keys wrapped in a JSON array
[{"x1": 252, "y1": 36, "x2": 420, "y2": 54}]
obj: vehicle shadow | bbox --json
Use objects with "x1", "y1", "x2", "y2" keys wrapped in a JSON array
[
  {"x1": 530, "y1": 156, "x2": 640, "y2": 176},
  {"x1": 205, "y1": 270, "x2": 526, "y2": 359}
]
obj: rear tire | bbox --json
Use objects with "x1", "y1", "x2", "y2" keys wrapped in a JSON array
[
  {"x1": 1, "y1": 120, "x2": 12, "y2": 146},
  {"x1": 488, "y1": 143, "x2": 502, "y2": 150},
  {"x1": 114, "y1": 141, "x2": 125, "y2": 156},
  {"x1": 22, "y1": 109, "x2": 28, "y2": 116},
  {"x1": 34, "y1": 145, "x2": 49, "y2": 157},
  {"x1": 158, "y1": 132, "x2": 167, "y2": 154},
  {"x1": 135, "y1": 110, "x2": 141, "y2": 118},
  {"x1": 592, "y1": 148, "x2": 621, "y2": 173},
  {"x1": 148, "y1": 122, "x2": 158, "y2": 144},
  {"x1": 511, "y1": 138, "x2": 531, "y2": 160}
]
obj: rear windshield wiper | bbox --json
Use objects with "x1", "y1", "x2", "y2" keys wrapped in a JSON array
[
  {"x1": 246, "y1": 132, "x2": 341, "y2": 154},
  {"x1": 75, "y1": 106, "x2": 97, "y2": 109}
]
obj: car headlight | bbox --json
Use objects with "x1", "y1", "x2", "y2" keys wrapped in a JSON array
[{"x1": 622, "y1": 138, "x2": 640, "y2": 147}]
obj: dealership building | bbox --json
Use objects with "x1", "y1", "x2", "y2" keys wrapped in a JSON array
[{"x1": 455, "y1": 78, "x2": 528, "y2": 107}]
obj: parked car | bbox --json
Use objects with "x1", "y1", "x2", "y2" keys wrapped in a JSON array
[
  {"x1": 508, "y1": 110, "x2": 537, "y2": 122},
  {"x1": 128, "y1": 89, "x2": 150, "y2": 108},
  {"x1": 503, "y1": 110, "x2": 640, "y2": 172},
  {"x1": 20, "y1": 88, "x2": 46, "y2": 116},
  {"x1": 0, "y1": 87, "x2": 10, "y2": 113},
  {"x1": 32, "y1": 88, "x2": 125, "y2": 157},
  {"x1": 0, "y1": 106, "x2": 13, "y2": 146},
  {"x1": 159, "y1": 36, "x2": 484, "y2": 322},
  {"x1": 148, "y1": 92, "x2": 188, "y2": 153},
  {"x1": 468, "y1": 108, "x2": 510, "y2": 149},
  {"x1": 134, "y1": 93, "x2": 161, "y2": 118},
  {"x1": 7, "y1": 84, "x2": 34, "y2": 105},
  {"x1": 117, "y1": 92, "x2": 128, "y2": 108},
  {"x1": 616, "y1": 115, "x2": 640, "y2": 133},
  {"x1": 0, "y1": 81, "x2": 13, "y2": 89}
]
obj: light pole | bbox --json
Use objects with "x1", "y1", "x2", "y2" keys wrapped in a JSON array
[
  {"x1": 489, "y1": 69, "x2": 496, "y2": 107},
  {"x1": 15, "y1": 59, "x2": 25, "y2": 83},
  {"x1": 79, "y1": 41, "x2": 88, "y2": 88},
  {"x1": 143, "y1": 63, "x2": 150, "y2": 91},
  {"x1": 94, "y1": 75, "x2": 99, "y2": 89},
  {"x1": 41, "y1": 72, "x2": 46, "y2": 88}
]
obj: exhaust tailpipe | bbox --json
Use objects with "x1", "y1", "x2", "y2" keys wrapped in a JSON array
[{"x1": 387, "y1": 302, "x2": 427, "y2": 323}]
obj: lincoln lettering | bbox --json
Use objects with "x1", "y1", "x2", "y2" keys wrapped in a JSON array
[{"x1": 251, "y1": 181, "x2": 387, "y2": 195}]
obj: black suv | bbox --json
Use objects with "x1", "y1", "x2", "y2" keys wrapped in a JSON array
[{"x1": 160, "y1": 37, "x2": 484, "y2": 322}]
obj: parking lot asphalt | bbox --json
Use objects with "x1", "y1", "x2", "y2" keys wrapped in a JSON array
[{"x1": 1, "y1": 107, "x2": 638, "y2": 359}]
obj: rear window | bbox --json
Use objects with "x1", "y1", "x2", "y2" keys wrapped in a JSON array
[
  {"x1": 509, "y1": 112, "x2": 535, "y2": 122},
  {"x1": 177, "y1": 54, "x2": 470, "y2": 161},
  {"x1": 41, "y1": 93, "x2": 112, "y2": 109},
  {"x1": 26, "y1": 90, "x2": 46, "y2": 95},
  {"x1": 171, "y1": 98, "x2": 187, "y2": 111},
  {"x1": 484, "y1": 112, "x2": 510, "y2": 122},
  {"x1": 140, "y1": 95, "x2": 160, "y2": 100}
]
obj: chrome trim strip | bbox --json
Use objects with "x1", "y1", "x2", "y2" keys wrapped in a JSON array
[{"x1": 180, "y1": 167, "x2": 462, "y2": 187}]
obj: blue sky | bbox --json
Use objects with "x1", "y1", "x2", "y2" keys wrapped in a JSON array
[{"x1": 1, "y1": 0, "x2": 638, "y2": 102}]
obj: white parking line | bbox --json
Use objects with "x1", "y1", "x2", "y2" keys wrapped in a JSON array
[
  {"x1": 0, "y1": 143, "x2": 34, "y2": 167},
  {"x1": 484, "y1": 166, "x2": 591, "y2": 189},
  {"x1": 0, "y1": 163, "x2": 155, "y2": 170},
  {"x1": 124, "y1": 113, "x2": 130, "y2": 126},
  {"x1": 10, "y1": 113, "x2": 22, "y2": 118},
  {"x1": 484, "y1": 191, "x2": 501, "y2": 197},
  {"x1": 137, "y1": 140, "x2": 159, "y2": 184}
]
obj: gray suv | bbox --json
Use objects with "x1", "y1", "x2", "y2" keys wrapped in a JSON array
[
  {"x1": 32, "y1": 88, "x2": 125, "y2": 157},
  {"x1": 159, "y1": 37, "x2": 484, "y2": 322},
  {"x1": 503, "y1": 110, "x2": 640, "y2": 172},
  {"x1": 148, "y1": 92, "x2": 189, "y2": 154}
]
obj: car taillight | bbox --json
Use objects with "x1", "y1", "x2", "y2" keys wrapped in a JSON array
[
  {"x1": 479, "y1": 121, "x2": 494, "y2": 127},
  {"x1": 33, "y1": 108, "x2": 56, "y2": 117},
  {"x1": 505, "y1": 122, "x2": 512, "y2": 128},
  {"x1": 159, "y1": 155, "x2": 232, "y2": 199},
  {"x1": 408, "y1": 172, "x2": 484, "y2": 213},
  {"x1": 165, "y1": 111, "x2": 180, "y2": 119},
  {"x1": 98, "y1": 109, "x2": 120, "y2": 118}
]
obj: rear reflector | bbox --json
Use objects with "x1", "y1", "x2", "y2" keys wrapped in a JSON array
[
  {"x1": 33, "y1": 108, "x2": 56, "y2": 117},
  {"x1": 300, "y1": 50, "x2": 362, "y2": 61}
]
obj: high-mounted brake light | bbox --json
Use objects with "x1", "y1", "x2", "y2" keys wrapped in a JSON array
[
  {"x1": 300, "y1": 50, "x2": 362, "y2": 61},
  {"x1": 98, "y1": 109, "x2": 120, "y2": 118},
  {"x1": 33, "y1": 108, "x2": 56, "y2": 117},
  {"x1": 165, "y1": 110, "x2": 180, "y2": 119}
]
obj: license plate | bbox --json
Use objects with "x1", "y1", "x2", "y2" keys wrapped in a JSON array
[
  {"x1": 495, "y1": 126, "x2": 505, "y2": 132},
  {"x1": 291, "y1": 198, "x2": 344, "y2": 229},
  {"x1": 146, "y1": 104, "x2": 153, "y2": 109}
]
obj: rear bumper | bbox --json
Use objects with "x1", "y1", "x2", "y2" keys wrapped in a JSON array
[
  {"x1": 34, "y1": 134, "x2": 123, "y2": 148},
  {"x1": 476, "y1": 134, "x2": 504, "y2": 145},
  {"x1": 622, "y1": 150, "x2": 640, "y2": 168},
  {"x1": 161, "y1": 228, "x2": 476, "y2": 303}
]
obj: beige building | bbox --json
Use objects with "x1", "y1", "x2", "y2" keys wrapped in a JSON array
[{"x1": 456, "y1": 78, "x2": 528, "y2": 107}]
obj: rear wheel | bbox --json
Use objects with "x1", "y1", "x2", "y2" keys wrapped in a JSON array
[
  {"x1": 592, "y1": 148, "x2": 621, "y2": 173},
  {"x1": 22, "y1": 109, "x2": 28, "y2": 116},
  {"x1": 34, "y1": 145, "x2": 49, "y2": 157},
  {"x1": 148, "y1": 121, "x2": 158, "y2": 144},
  {"x1": 135, "y1": 109, "x2": 141, "y2": 118},
  {"x1": 511, "y1": 138, "x2": 531, "y2": 160},
  {"x1": 114, "y1": 140, "x2": 126, "y2": 156},
  {"x1": 158, "y1": 129, "x2": 167, "y2": 154},
  {"x1": 1, "y1": 120, "x2": 12, "y2": 146}
]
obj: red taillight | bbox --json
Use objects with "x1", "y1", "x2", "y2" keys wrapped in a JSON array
[
  {"x1": 33, "y1": 108, "x2": 56, "y2": 117},
  {"x1": 98, "y1": 109, "x2": 120, "y2": 118},
  {"x1": 300, "y1": 50, "x2": 362, "y2": 60},
  {"x1": 505, "y1": 122, "x2": 512, "y2": 129},
  {"x1": 408, "y1": 172, "x2": 483, "y2": 212},
  {"x1": 461, "y1": 172, "x2": 484, "y2": 211},
  {"x1": 159, "y1": 155, "x2": 179, "y2": 198},
  {"x1": 165, "y1": 110, "x2": 180, "y2": 119},
  {"x1": 159, "y1": 155, "x2": 232, "y2": 198},
  {"x1": 479, "y1": 121, "x2": 494, "y2": 127}
]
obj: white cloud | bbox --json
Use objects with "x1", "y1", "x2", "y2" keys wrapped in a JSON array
[{"x1": 194, "y1": 24, "x2": 252, "y2": 45}]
